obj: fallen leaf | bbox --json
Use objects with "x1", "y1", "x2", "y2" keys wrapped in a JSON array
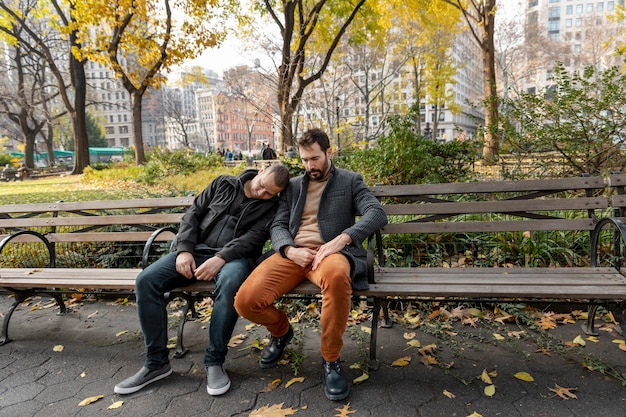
[
  {"x1": 116, "y1": 330, "x2": 128, "y2": 337},
  {"x1": 420, "y1": 355, "x2": 438, "y2": 366},
  {"x1": 80, "y1": 372, "x2": 86, "y2": 378},
  {"x1": 245, "y1": 323, "x2": 258, "y2": 331},
  {"x1": 548, "y1": 384, "x2": 577, "y2": 400},
  {"x1": 53, "y1": 345, "x2": 64, "y2": 352},
  {"x1": 360, "y1": 325, "x2": 371, "y2": 335},
  {"x1": 484, "y1": 384, "x2": 496, "y2": 397},
  {"x1": 403, "y1": 332, "x2": 416, "y2": 339},
  {"x1": 572, "y1": 335, "x2": 586, "y2": 346},
  {"x1": 334, "y1": 403, "x2": 357, "y2": 417},
  {"x1": 78, "y1": 395, "x2": 104, "y2": 406},
  {"x1": 353, "y1": 372, "x2": 369, "y2": 384},
  {"x1": 228, "y1": 333, "x2": 247, "y2": 347},
  {"x1": 586, "y1": 336, "x2": 599, "y2": 343},
  {"x1": 492, "y1": 333, "x2": 505, "y2": 341},
  {"x1": 443, "y1": 389, "x2": 456, "y2": 398},
  {"x1": 480, "y1": 369, "x2": 493, "y2": 384},
  {"x1": 87, "y1": 311, "x2": 98, "y2": 319},
  {"x1": 514, "y1": 371, "x2": 534, "y2": 382},
  {"x1": 406, "y1": 340, "x2": 421, "y2": 348},
  {"x1": 392, "y1": 356, "x2": 412, "y2": 367},
  {"x1": 466, "y1": 412, "x2": 484, "y2": 417},
  {"x1": 418, "y1": 343, "x2": 437, "y2": 356},
  {"x1": 285, "y1": 377, "x2": 305, "y2": 388},
  {"x1": 260, "y1": 379, "x2": 282, "y2": 393},
  {"x1": 250, "y1": 403, "x2": 297, "y2": 417},
  {"x1": 108, "y1": 400, "x2": 124, "y2": 409}
]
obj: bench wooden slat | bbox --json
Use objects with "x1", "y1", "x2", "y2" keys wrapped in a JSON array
[
  {"x1": 0, "y1": 213, "x2": 184, "y2": 228},
  {"x1": 383, "y1": 197, "x2": 608, "y2": 216},
  {"x1": 0, "y1": 198, "x2": 193, "y2": 214},
  {"x1": 381, "y1": 218, "x2": 596, "y2": 234},
  {"x1": 370, "y1": 176, "x2": 606, "y2": 198}
]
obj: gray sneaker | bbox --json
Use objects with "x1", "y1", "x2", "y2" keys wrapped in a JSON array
[
  {"x1": 206, "y1": 365, "x2": 231, "y2": 396},
  {"x1": 114, "y1": 364, "x2": 172, "y2": 394}
]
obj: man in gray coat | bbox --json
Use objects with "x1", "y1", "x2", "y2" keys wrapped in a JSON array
[{"x1": 235, "y1": 128, "x2": 387, "y2": 401}]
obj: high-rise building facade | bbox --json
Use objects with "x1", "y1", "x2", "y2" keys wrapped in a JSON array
[{"x1": 524, "y1": 0, "x2": 624, "y2": 93}]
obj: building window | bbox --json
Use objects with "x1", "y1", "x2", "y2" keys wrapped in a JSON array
[
  {"x1": 586, "y1": 3, "x2": 593, "y2": 12},
  {"x1": 597, "y1": 2, "x2": 604, "y2": 12},
  {"x1": 549, "y1": 6, "x2": 560, "y2": 17},
  {"x1": 549, "y1": 20, "x2": 560, "y2": 30},
  {"x1": 575, "y1": 17, "x2": 582, "y2": 26},
  {"x1": 566, "y1": 5, "x2": 573, "y2": 13},
  {"x1": 565, "y1": 18, "x2": 572, "y2": 27},
  {"x1": 607, "y1": 1, "x2": 614, "y2": 10},
  {"x1": 576, "y1": 4, "x2": 583, "y2": 12},
  {"x1": 119, "y1": 126, "x2": 129, "y2": 134}
]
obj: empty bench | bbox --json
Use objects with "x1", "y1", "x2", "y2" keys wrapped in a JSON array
[{"x1": 363, "y1": 174, "x2": 626, "y2": 368}]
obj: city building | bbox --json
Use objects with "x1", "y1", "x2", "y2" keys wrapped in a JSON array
[{"x1": 524, "y1": 0, "x2": 625, "y2": 93}]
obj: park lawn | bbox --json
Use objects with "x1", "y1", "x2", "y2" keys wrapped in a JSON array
[{"x1": 0, "y1": 175, "x2": 161, "y2": 205}]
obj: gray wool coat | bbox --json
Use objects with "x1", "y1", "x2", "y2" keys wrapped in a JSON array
[{"x1": 270, "y1": 164, "x2": 388, "y2": 290}]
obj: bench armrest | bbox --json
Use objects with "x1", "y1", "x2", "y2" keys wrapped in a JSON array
[
  {"x1": 366, "y1": 230, "x2": 384, "y2": 284},
  {"x1": 590, "y1": 217, "x2": 626, "y2": 270},
  {"x1": 0, "y1": 231, "x2": 55, "y2": 267},
  {"x1": 142, "y1": 227, "x2": 178, "y2": 269}
]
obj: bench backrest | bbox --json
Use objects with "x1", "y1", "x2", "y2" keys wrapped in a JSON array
[
  {"x1": 370, "y1": 175, "x2": 608, "y2": 235},
  {"x1": 0, "y1": 197, "x2": 194, "y2": 244}
]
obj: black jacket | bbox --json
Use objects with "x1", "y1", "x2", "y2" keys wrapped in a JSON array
[{"x1": 175, "y1": 170, "x2": 279, "y2": 265}]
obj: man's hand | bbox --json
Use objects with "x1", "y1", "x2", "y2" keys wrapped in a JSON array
[
  {"x1": 176, "y1": 252, "x2": 196, "y2": 279},
  {"x1": 285, "y1": 246, "x2": 318, "y2": 267},
  {"x1": 194, "y1": 256, "x2": 226, "y2": 281},
  {"x1": 312, "y1": 233, "x2": 352, "y2": 270}
]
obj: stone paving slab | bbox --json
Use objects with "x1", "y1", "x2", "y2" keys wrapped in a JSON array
[{"x1": 1, "y1": 293, "x2": 626, "y2": 417}]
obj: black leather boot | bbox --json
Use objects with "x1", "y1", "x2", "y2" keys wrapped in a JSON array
[
  {"x1": 259, "y1": 325, "x2": 294, "y2": 368},
  {"x1": 322, "y1": 359, "x2": 350, "y2": 401}
]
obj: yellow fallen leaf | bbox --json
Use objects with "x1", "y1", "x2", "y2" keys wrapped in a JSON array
[
  {"x1": 251, "y1": 339, "x2": 265, "y2": 350},
  {"x1": 116, "y1": 330, "x2": 128, "y2": 337},
  {"x1": 250, "y1": 403, "x2": 297, "y2": 417},
  {"x1": 493, "y1": 333, "x2": 505, "y2": 340},
  {"x1": 360, "y1": 325, "x2": 371, "y2": 334},
  {"x1": 443, "y1": 389, "x2": 456, "y2": 398},
  {"x1": 514, "y1": 371, "x2": 534, "y2": 382},
  {"x1": 484, "y1": 384, "x2": 496, "y2": 397},
  {"x1": 228, "y1": 333, "x2": 247, "y2": 347},
  {"x1": 619, "y1": 343, "x2": 626, "y2": 352},
  {"x1": 403, "y1": 332, "x2": 416, "y2": 339},
  {"x1": 406, "y1": 340, "x2": 421, "y2": 348},
  {"x1": 53, "y1": 345, "x2": 64, "y2": 352},
  {"x1": 488, "y1": 370, "x2": 498, "y2": 378},
  {"x1": 80, "y1": 372, "x2": 86, "y2": 378},
  {"x1": 108, "y1": 400, "x2": 124, "y2": 409},
  {"x1": 418, "y1": 343, "x2": 437, "y2": 356},
  {"x1": 353, "y1": 373, "x2": 369, "y2": 384},
  {"x1": 469, "y1": 308, "x2": 483, "y2": 318},
  {"x1": 78, "y1": 395, "x2": 104, "y2": 406},
  {"x1": 285, "y1": 377, "x2": 305, "y2": 388},
  {"x1": 480, "y1": 369, "x2": 492, "y2": 384},
  {"x1": 586, "y1": 336, "x2": 599, "y2": 343},
  {"x1": 245, "y1": 323, "x2": 257, "y2": 331},
  {"x1": 334, "y1": 403, "x2": 357, "y2": 416},
  {"x1": 392, "y1": 356, "x2": 412, "y2": 367},
  {"x1": 467, "y1": 412, "x2": 484, "y2": 417},
  {"x1": 612, "y1": 339, "x2": 625, "y2": 344},
  {"x1": 420, "y1": 355, "x2": 438, "y2": 366},
  {"x1": 572, "y1": 335, "x2": 586, "y2": 346}
]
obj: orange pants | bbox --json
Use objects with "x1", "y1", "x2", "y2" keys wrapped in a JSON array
[{"x1": 234, "y1": 252, "x2": 352, "y2": 362}]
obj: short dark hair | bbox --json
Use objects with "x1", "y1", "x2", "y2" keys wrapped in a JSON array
[
  {"x1": 297, "y1": 128, "x2": 330, "y2": 152},
  {"x1": 265, "y1": 163, "x2": 290, "y2": 189}
]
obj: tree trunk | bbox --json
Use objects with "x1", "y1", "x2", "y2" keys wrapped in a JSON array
[
  {"x1": 69, "y1": 25, "x2": 89, "y2": 174},
  {"x1": 480, "y1": 0, "x2": 499, "y2": 163},
  {"x1": 131, "y1": 91, "x2": 146, "y2": 165}
]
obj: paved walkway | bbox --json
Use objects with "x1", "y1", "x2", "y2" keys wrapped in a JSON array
[{"x1": 1, "y1": 294, "x2": 626, "y2": 417}]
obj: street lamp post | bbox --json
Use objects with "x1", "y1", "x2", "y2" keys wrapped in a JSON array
[{"x1": 335, "y1": 96, "x2": 340, "y2": 152}]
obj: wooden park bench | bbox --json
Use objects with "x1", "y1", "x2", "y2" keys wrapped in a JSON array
[{"x1": 2, "y1": 175, "x2": 626, "y2": 370}]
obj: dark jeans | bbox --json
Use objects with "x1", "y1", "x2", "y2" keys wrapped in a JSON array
[{"x1": 135, "y1": 251, "x2": 250, "y2": 369}]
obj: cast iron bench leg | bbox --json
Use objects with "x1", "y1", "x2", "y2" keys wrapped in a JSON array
[
  {"x1": 581, "y1": 304, "x2": 599, "y2": 336},
  {"x1": 0, "y1": 299, "x2": 20, "y2": 345}
]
